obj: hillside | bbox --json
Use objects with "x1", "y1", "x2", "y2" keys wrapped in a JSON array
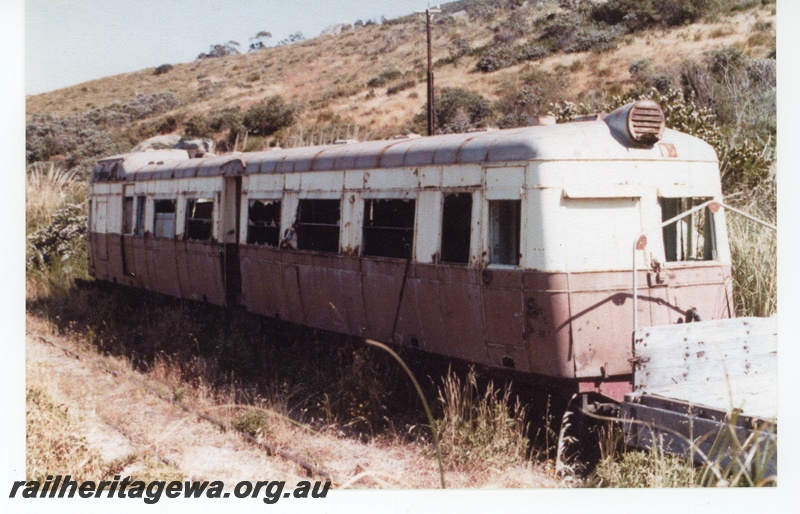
[{"x1": 26, "y1": 0, "x2": 776, "y2": 160}]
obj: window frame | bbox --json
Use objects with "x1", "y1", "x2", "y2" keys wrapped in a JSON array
[
  {"x1": 153, "y1": 198, "x2": 177, "y2": 239},
  {"x1": 439, "y1": 192, "x2": 473, "y2": 265},
  {"x1": 184, "y1": 197, "x2": 214, "y2": 242},
  {"x1": 488, "y1": 199, "x2": 521, "y2": 267},
  {"x1": 660, "y1": 197, "x2": 717, "y2": 263},
  {"x1": 247, "y1": 198, "x2": 282, "y2": 247},
  {"x1": 295, "y1": 198, "x2": 342, "y2": 253},
  {"x1": 362, "y1": 197, "x2": 417, "y2": 260}
]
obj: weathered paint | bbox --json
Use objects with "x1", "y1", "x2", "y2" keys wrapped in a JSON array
[
  {"x1": 88, "y1": 114, "x2": 733, "y2": 396},
  {"x1": 630, "y1": 317, "x2": 776, "y2": 420}
]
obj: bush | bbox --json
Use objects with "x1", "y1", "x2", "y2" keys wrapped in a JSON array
[
  {"x1": 418, "y1": 87, "x2": 493, "y2": 134},
  {"x1": 183, "y1": 115, "x2": 211, "y2": 138},
  {"x1": 366, "y1": 69, "x2": 402, "y2": 88},
  {"x1": 475, "y1": 46, "x2": 517, "y2": 73},
  {"x1": 386, "y1": 80, "x2": 415, "y2": 96},
  {"x1": 231, "y1": 409, "x2": 271, "y2": 438},
  {"x1": 628, "y1": 58, "x2": 675, "y2": 92},
  {"x1": 26, "y1": 93, "x2": 180, "y2": 163},
  {"x1": 153, "y1": 64, "x2": 174, "y2": 76},
  {"x1": 704, "y1": 46, "x2": 747, "y2": 75},
  {"x1": 592, "y1": 0, "x2": 718, "y2": 30},
  {"x1": 495, "y1": 68, "x2": 567, "y2": 128},
  {"x1": 492, "y1": 17, "x2": 530, "y2": 44},
  {"x1": 27, "y1": 203, "x2": 87, "y2": 270},
  {"x1": 243, "y1": 96, "x2": 298, "y2": 136},
  {"x1": 564, "y1": 27, "x2": 623, "y2": 53}
]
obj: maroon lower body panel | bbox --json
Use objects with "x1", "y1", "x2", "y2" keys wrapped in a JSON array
[
  {"x1": 88, "y1": 233, "x2": 225, "y2": 305},
  {"x1": 89, "y1": 233, "x2": 733, "y2": 391}
]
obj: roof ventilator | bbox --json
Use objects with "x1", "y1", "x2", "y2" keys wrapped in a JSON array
[{"x1": 605, "y1": 100, "x2": 665, "y2": 146}]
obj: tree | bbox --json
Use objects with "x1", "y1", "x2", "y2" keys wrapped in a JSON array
[
  {"x1": 197, "y1": 41, "x2": 241, "y2": 60},
  {"x1": 277, "y1": 31, "x2": 305, "y2": 46},
  {"x1": 249, "y1": 31, "x2": 272, "y2": 52}
]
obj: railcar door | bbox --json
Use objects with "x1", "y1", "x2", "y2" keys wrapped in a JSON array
[{"x1": 222, "y1": 175, "x2": 242, "y2": 306}]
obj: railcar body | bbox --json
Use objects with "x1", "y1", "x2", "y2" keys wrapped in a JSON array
[{"x1": 88, "y1": 102, "x2": 733, "y2": 400}]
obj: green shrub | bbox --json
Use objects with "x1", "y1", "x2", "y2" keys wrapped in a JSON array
[
  {"x1": 416, "y1": 87, "x2": 493, "y2": 134},
  {"x1": 183, "y1": 115, "x2": 211, "y2": 138},
  {"x1": 231, "y1": 410, "x2": 271, "y2": 438},
  {"x1": 564, "y1": 27, "x2": 623, "y2": 53},
  {"x1": 366, "y1": 69, "x2": 402, "y2": 88},
  {"x1": 592, "y1": 0, "x2": 718, "y2": 29},
  {"x1": 475, "y1": 46, "x2": 518, "y2": 73},
  {"x1": 243, "y1": 96, "x2": 298, "y2": 136},
  {"x1": 153, "y1": 64, "x2": 174, "y2": 76},
  {"x1": 494, "y1": 68, "x2": 567, "y2": 128},
  {"x1": 27, "y1": 203, "x2": 87, "y2": 270},
  {"x1": 386, "y1": 80, "x2": 416, "y2": 96}
]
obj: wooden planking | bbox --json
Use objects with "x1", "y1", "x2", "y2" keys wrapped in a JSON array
[{"x1": 633, "y1": 317, "x2": 776, "y2": 420}]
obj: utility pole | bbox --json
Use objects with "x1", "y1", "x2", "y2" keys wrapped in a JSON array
[{"x1": 421, "y1": 5, "x2": 440, "y2": 136}]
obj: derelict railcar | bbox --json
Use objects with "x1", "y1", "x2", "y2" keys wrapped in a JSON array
[{"x1": 88, "y1": 101, "x2": 733, "y2": 401}]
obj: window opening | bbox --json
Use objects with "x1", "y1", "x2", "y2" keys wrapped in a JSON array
[
  {"x1": 489, "y1": 200, "x2": 521, "y2": 265},
  {"x1": 661, "y1": 197, "x2": 716, "y2": 261},
  {"x1": 296, "y1": 199, "x2": 340, "y2": 253},
  {"x1": 153, "y1": 199, "x2": 176, "y2": 239},
  {"x1": 123, "y1": 197, "x2": 134, "y2": 235},
  {"x1": 247, "y1": 199, "x2": 281, "y2": 246},
  {"x1": 440, "y1": 193, "x2": 472, "y2": 264},
  {"x1": 363, "y1": 199, "x2": 416, "y2": 259},
  {"x1": 135, "y1": 196, "x2": 146, "y2": 236},
  {"x1": 185, "y1": 198, "x2": 214, "y2": 241}
]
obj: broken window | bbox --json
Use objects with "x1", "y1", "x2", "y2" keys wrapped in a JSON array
[
  {"x1": 153, "y1": 199, "x2": 176, "y2": 239},
  {"x1": 247, "y1": 199, "x2": 281, "y2": 246},
  {"x1": 440, "y1": 193, "x2": 472, "y2": 264},
  {"x1": 135, "y1": 196, "x2": 146, "y2": 236},
  {"x1": 296, "y1": 199, "x2": 340, "y2": 253},
  {"x1": 123, "y1": 197, "x2": 134, "y2": 235},
  {"x1": 185, "y1": 198, "x2": 214, "y2": 241},
  {"x1": 363, "y1": 199, "x2": 416, "y2": 259},
  {"x1": 661, "y1": 197, "x2": 716, "y2": 261},
  {"x1": 489, "y1": 200, "x2": 521, "y2": 265}
]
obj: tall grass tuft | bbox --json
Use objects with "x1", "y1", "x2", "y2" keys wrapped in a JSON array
[
  {"x1": 726, "y1": 183, "x2": 777, "y2": 317},
  {"x1": 26, "y1": 162, "x2": 83, "y2": 233},
  {"x1": 434, "y1": 368, "x2": 528, "y2": 470}
]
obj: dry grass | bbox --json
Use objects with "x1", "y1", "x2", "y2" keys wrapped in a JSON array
[
  {"x1": 725, "y1": 183, "x2": 777, "y2": 317},
  {"x1": 25, "y1": 162, "x2": 84, "y2": 232},
  {"x1": 434, "y1": 368, "x2": 529, "y2": 472},
  {"x1": 26, "y1": 385, "x2": 107, "y2": 482},
  {"x1": 26, "y1": 313, "x2": 563, "y2": 488}
]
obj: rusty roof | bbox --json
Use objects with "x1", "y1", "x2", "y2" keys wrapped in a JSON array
[{"x1": 93, "y1": 120, "x2": 717, "y2": 182}]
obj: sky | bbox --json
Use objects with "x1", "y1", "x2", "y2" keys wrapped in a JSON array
[{"x1": 26, "y1": 0, "x2": 435, "y2": 95}]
